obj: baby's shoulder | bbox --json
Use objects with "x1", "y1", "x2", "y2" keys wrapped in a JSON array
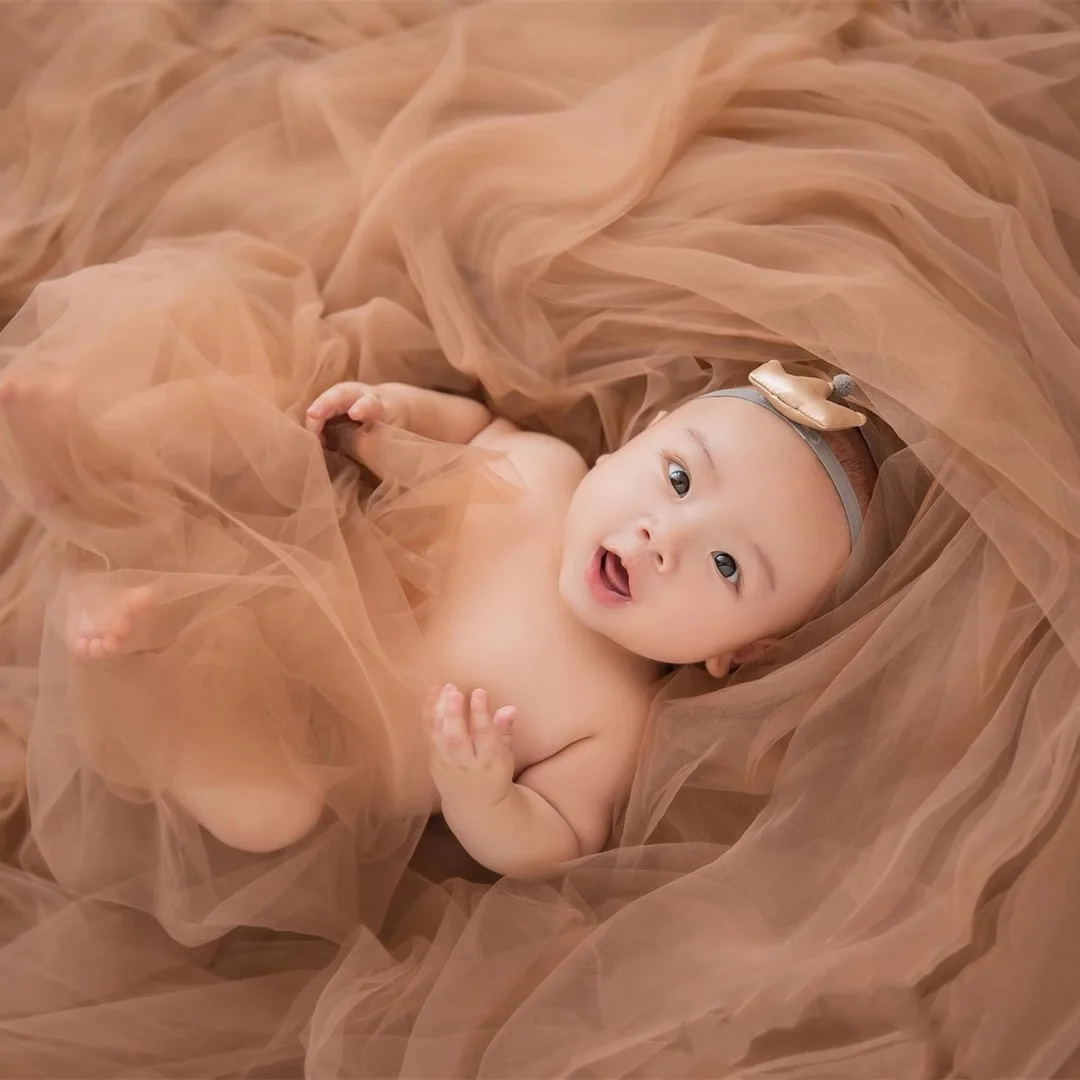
[{"x1": 470, "y1": 418, "x2": 588, "y2": 490}]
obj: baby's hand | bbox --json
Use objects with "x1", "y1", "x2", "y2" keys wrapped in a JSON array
[
  {"x1": 304, "y1": 382, "x2": 403, "y2": 444},
  {"x1": 424, "y1": 684, "x2": 516, "y2": 808}
]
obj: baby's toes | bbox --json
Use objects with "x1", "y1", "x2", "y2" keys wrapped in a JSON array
[{"x1": 87, "y1": 637, "x2": 110, "y2": 661}]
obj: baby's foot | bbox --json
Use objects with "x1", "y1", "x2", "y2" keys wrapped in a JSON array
[
  {"x1": 66, "y1": 582, "x2": 155, "y2": 661},
  {"x1": 0, "y1": 373, "x2": 78, "y2": 506}
]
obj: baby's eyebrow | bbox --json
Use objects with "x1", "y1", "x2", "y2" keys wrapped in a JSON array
[
  {"x1": 750, "y1": 539, "x2": 778, "y2": 594},
  {"x1": 686, "y1": 427, "x2": 717, "y2": 475}
]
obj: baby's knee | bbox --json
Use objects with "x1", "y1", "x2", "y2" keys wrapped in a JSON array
[{"x1": 176, "y1": 781, "x2": 324, "y2": 854}]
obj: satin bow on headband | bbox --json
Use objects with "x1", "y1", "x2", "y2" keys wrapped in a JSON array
[
  {"x1": 748, "y1": 360, "x2": 867, "y2": 432},
  {"x1": 704, "y1": 360, "x2": 869, "y2": 546}
]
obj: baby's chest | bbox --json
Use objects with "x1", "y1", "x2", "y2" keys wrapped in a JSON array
[{"x1": 423, "y1": 510, "x2": 612, "y2": 772}]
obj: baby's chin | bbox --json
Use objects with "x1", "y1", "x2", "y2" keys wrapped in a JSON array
[
  {"x1": 557, "y1": 556, "x2": 714, "y2": 663},
  {"x1": 592, "y1": 622, "x2": 709, "y2": 666}
]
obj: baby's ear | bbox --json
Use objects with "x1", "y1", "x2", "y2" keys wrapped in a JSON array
[
  {"x1": 704, "y1": 653, "x2": 734, "y2": 680},
  {"x1": 732, "y1": 638, "x2": 780, "y2": 667},
  {"x1": 705, "y1": 637, "x2": 781, "y2": 680}
]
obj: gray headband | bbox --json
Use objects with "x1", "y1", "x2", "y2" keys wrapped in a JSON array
[{"x1": 704, "y1": 387, "x2": 863, "y2": 547}]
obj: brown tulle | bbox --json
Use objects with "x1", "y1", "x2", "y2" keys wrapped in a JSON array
[{"x1": 3, "y1": 1, "x2": 1080, "y2": 1075}]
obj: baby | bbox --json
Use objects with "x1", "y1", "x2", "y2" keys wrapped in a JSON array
[
  {"x1": 297, "y1": 361, "x2": 878, "y2": 878},
  {"x1": 1, "y1": 361, "x2": 878, "y2": 879}
]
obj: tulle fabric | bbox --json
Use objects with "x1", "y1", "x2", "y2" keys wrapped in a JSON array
[{"x1": 2, "y1": 0, "x2": 1080, "y2": 1075}]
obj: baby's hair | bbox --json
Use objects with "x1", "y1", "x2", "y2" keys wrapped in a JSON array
[{"x1": 820, "y1": 427, "x2": 878, "y2": 518}]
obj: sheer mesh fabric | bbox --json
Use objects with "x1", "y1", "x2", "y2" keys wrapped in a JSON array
[{"x1": 2, "y1": 1, "x2": 1080, "y2": 1075}]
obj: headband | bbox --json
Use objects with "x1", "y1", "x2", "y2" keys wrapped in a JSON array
[{"x1": 704, "y1": 360, "x2": 868, "y2": 548}]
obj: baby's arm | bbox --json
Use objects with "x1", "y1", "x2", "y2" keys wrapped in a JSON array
[
  {"x1": 426, "y1": 685, "x2": 618, "y2": 879},
  {"x1": 396, "y1": 384, "x2": 494, "y2": 445},
  {"x1": 307, "y1": 381, "x2": 493, "y2": 447},
  {"x1": 444, "y1": 743, "x2": 615, "y2": 879}
]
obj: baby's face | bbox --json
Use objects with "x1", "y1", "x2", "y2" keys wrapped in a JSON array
[{"x1": 558, "y1": 396, "x2": 851, "y2": 668}]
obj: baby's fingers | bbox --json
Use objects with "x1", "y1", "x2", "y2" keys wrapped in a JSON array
[
  {"x1": 346, "y1": 390, "x2": 386, "y2": 425},
  {"x1": 469, "y1": 689, "x2": 494, "y2": 749},
  {"x1": 470, "y1": 689, "x2": 514, "y2": 760},
  {"x1": 492, "y1": 706, "x2": 516, "y2": 736},
  {"x1": 305, "y1": 383, "x2": 367, "y2": 435},
  {"x1": 433, "y1": 685, "x2": 470, "y2": 761}
]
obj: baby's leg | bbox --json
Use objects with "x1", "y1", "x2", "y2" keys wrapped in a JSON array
[
  {"x1": 0, "y1": 373, "x2": 175, "y2": 525},
  {"x1": 0, "y1": 373, "x2": 87, "y2": 507},
  {"x1": 62, "y1": 573, "x2": 325, "y2": 853},
  {"x1": 172, "y1": 770, "x2": 325, "y2": 854},
  {"x1": 169, "y1": 706, "x2": 325, "y2": 853},
  {"x1": 0, "y1": 374, "x2": 267, "y2": 521}
]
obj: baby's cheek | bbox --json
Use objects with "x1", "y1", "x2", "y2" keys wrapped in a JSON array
[
  {"x1": 630, "y1": 599, "x2": 692, "y2": 663},
  {"x1": 662, "y1": 593, "x2": 732, "y2": 659}
]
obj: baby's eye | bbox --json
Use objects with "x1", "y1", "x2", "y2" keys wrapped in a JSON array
[
  {"x1": 712, "y1": 551, "x2": 740, "y2": 587},
  {"x1": 667, "y1": 462, "x2": 690, "y2": 497}
]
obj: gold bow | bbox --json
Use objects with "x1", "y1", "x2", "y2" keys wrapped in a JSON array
[{"x1": 748, "y1": 360, "x2": 866, "y2": 431}]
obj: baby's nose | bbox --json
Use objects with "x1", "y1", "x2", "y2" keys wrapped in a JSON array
[{"x1": 635, "y1": 520, "x2": 678, "y2": 573}]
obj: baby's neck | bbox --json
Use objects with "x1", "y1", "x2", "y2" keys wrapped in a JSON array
[
  {"x1": 619, "y1": 647, "x2": 668, "y2": 686},
  {"x1": 569, "y1": 612, "x2": 668, "y2": 687}
]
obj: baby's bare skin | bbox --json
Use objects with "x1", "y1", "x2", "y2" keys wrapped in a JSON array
[
  {"x1": 0, "y1": 374, "x2": 658, "y2": 876},
  {"x1": 417, "y1": 418, "x2": 660, "y2": 870},
  {"x1": 309, "y1": 386, "x2": 661, "y2": 877},
  {"x1": 1, "y1": 369, "x2": 851, "y2": 878},
  {"x1": 309, "y1": 376, "x2": 850, "y2": 877}
]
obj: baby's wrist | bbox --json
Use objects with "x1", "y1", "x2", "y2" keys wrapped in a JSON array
[{"x1": 437, "y1": 775, "x2": 514, "y2": 816}]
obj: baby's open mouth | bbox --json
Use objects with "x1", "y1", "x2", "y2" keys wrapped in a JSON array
[{"x1": 600, "y1": 548, "x2": 632, "y2": 599}]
